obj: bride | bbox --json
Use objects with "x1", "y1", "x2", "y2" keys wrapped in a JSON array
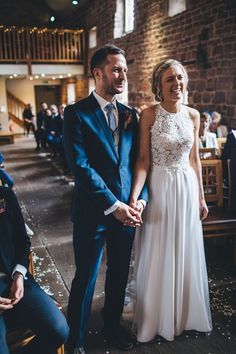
[{"x1": 130, "y1": 59, "x2": 212, "y2": 342}]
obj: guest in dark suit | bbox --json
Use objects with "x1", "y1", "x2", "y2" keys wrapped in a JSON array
[
  {"x1": 221, "y1": 130, "x2": 236, "y2": 182},
  {"x1": 0, "y1": 186, "x2": 69, "y2": 354},
  {"x1": 48, "y1": 105, "x2": 63, "y2": 157},
  {"x1": 63, "y1": 45, "x2": 148, "y2": 354},
  {"x1": 221, "y1": 130, "x2": 236, "y2": 211},
  {"x1": 35, "y1": 102, "x2": 48, "y2": 151}
]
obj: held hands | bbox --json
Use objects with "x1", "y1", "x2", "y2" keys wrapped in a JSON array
[
  {"x1": 112, "y1": 202, "x2": 142, "y2": 227},
  {"x1": 199, "y1": 199, "x2": 208, "y2": 220}
]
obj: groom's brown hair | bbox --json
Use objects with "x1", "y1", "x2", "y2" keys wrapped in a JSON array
[{"x1": 90, "y1": 44, "x2": 126, "y2": 79}]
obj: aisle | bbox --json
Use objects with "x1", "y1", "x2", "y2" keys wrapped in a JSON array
[{"x1": 1, "y1": 136, "x2": 236, "y2": 354}]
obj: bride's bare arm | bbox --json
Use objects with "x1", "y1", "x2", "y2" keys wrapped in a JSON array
[
  {"x1": 189, "y1": 108, "x2": 208, "y2": 220},
  {"x1": 130, "y1": 106, "x2": 156, "y2": 207}
]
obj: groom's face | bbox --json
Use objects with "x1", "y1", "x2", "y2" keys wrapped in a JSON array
[{"x1": 98, "y1": 54, "x2": 128, "y2": 96}]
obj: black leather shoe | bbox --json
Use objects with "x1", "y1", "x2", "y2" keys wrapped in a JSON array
[{"x1": 103, "y1": 326, "x2": 136, "y2": 351}]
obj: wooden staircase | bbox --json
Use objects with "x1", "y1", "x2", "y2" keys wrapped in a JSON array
[{"x1": 6, "y1": 91, "x2": 26, "y2": 134}]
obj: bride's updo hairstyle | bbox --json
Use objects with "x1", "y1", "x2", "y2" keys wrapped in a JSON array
[{"x1": 151, "y1": 59, "x2": 188, "y2": 102}]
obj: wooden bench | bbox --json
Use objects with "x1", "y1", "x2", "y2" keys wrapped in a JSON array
[{"x1": 0, "y1": 131, "x2": 14, "y2": 144}]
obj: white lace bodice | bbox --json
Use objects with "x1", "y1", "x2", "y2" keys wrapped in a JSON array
[{"x1": 151, "y1": 105, "x2": 194, "y2": 169}]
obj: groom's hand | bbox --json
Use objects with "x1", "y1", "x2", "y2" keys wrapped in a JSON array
[{"x1": 113, "y1": 202, "x2": 142, "y2": 227}]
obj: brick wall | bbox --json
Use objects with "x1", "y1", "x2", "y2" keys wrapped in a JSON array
[{"x1": 78, "y1": 0, "x2": 236, "y2": 127}]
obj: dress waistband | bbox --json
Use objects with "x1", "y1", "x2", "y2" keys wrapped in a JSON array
[{"x1": 152, "y1": 164, "x2": 190, "y2": 172}]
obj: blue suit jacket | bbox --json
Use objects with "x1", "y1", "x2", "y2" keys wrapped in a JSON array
[
  {"x1": 63, "y1": 94, "x2": 148, "y2": 232},
  {"x1": 0, "y1": 187, "x2": 30, "y2": 276}
]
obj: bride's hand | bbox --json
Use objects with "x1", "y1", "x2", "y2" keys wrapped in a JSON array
[
  {"x1": 129, "y1": 199, "x2": 144, "y2": 223},
  {"x1": 199, "y1": 199, "x2": 208, "y2": 220}
]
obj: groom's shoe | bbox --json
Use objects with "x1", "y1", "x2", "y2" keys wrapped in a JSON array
[
  {"x1": 68, "y1": 347, "x2": 86, "y2": 354},
  {"x1": 103, "y1": 325, "x2": 136, "y2": 351}
]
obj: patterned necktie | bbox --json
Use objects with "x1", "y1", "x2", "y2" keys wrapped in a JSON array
[{"x1": 105, "y1": 103, "x2": 117, "y2": 132}]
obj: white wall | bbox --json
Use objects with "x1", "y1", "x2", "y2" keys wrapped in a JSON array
[
  {"x1": 6, "y1": 78, "x2": 61, "y2": 111},
  {"x1": 0, "y1": 78, "x2": 9, "y2": 131}
]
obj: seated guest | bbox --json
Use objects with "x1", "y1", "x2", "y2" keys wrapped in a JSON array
[
  {"x1": 210, "y1": 111, "x2": 228, "y2": 138},
  {"x1": 199, "y1": 112, "x2": 218, "y2": 148},
  {"x1": 48, "y1": 105, "x2": 63, "y2": 158},
  {"x1": 0, "y1": 186, "x2": 69, "y2": 354}
]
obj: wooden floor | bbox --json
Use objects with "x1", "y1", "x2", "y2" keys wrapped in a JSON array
[{"x1": 2, "y1": 136, "x2": 236, "y2": 354}]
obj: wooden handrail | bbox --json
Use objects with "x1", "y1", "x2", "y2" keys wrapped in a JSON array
[
  {"x1": 0, "y1": 26, "x2": 84, "y2": 64},
  {"x1": 7, "y1": 91, "x2": 26, "y2": 108},
  {"x1": 7, "y1": 91, "x2": 26, "y2": 127}
]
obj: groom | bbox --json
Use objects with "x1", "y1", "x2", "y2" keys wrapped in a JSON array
[{"x1": 63, "y1": 45, "x2": 148, "y2": 354}]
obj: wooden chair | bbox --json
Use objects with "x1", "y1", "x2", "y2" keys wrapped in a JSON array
[
  {"x1": 199, "y1": 147, "x2": 218, "y2": 159},
  {"x1": 7, "y1": 251, "x2": 65, "y2": 354},
  {"x1": 201, "y1": 159, "x2": 223, "y2": 207}
]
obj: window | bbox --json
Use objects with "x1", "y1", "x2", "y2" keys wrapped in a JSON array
[
  {"x1": 125, "y1": 0, "x2": 134, "y2": 33},
  {"x1": 114, "y1": 0, "x2": 134, "y2": 39},
  {"x1": 89, "y1": 26, "x2": 97, "y2": 49},
  {"x1": 168, "y1": 0, "x2": 186, "y2": 17},
  {"x1": 67, "y1": 83, "x2": 76, "y2": 104}
]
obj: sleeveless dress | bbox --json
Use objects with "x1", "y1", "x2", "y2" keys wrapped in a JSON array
[{"x1": 133, "y1": 104, "x2": 212, "y2": 342}]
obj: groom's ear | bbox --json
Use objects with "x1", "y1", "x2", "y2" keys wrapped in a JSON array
[{"x1": 93, "y1": 67, "x2": 103, "y2": 82}]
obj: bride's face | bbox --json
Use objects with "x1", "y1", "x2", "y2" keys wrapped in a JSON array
[{"x1": 160, "y1": 65, "x2": 187, "y2": 103}]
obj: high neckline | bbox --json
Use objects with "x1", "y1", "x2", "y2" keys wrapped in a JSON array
[{"x1": 160, "y1": 104, "x2": 182, "y2": 115}]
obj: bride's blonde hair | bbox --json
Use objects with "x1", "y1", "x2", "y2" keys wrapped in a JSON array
[{"x1": 151, "y1": 59, "x2": 188, "y2": 102}]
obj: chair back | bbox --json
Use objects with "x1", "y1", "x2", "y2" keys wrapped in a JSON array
[
  {"x1": 199, "y1": 148, "x2": 218, "y2": 159},
  {"x1": 201, "y1": 159, "x2": 223, "y2": 207}
]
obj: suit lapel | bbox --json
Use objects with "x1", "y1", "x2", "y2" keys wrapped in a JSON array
[
  {"x1": 88, "y1": 94, "x2": 119, "y2": 160},
  {"x1": 117, "y1": 102, "x2": 132, "y2": 163}
]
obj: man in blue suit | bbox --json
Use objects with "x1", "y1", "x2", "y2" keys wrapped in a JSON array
[{"x1": 63, "y1": 45, "x2": 148, "y2": 354}]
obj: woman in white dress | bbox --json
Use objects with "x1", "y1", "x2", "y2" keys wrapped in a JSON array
[{"x1": 130, "y1": 59, "x2": 212, "y2": 342}]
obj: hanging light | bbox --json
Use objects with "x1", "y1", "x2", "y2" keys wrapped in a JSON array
[{"x1": 72, "y1": 1, "x2": 79, "y2": 5}]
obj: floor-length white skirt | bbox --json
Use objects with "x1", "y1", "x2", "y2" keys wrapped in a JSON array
[{"x1": 134, "y1": 165, "x2": 212, "y2": 342}]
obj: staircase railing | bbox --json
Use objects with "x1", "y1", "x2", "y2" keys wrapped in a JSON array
[
  {"x1": 0, "y1": 26, "x2": 84, "y2": 63},
  {"x1": 7, "y1": 91, "x2": 25, "y2": 128}
]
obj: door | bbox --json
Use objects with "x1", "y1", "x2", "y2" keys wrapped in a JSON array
[{"x1": 34, "y1": 85, "x2": 60, "y2": 112}]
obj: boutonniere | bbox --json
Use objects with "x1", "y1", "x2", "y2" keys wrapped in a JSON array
[
  {"x1": 0, "y1": 198, "x2": 7, "y2": 214},
  {"x1": 124, "y1": 111, "x2": 133, "y2": 130}
]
